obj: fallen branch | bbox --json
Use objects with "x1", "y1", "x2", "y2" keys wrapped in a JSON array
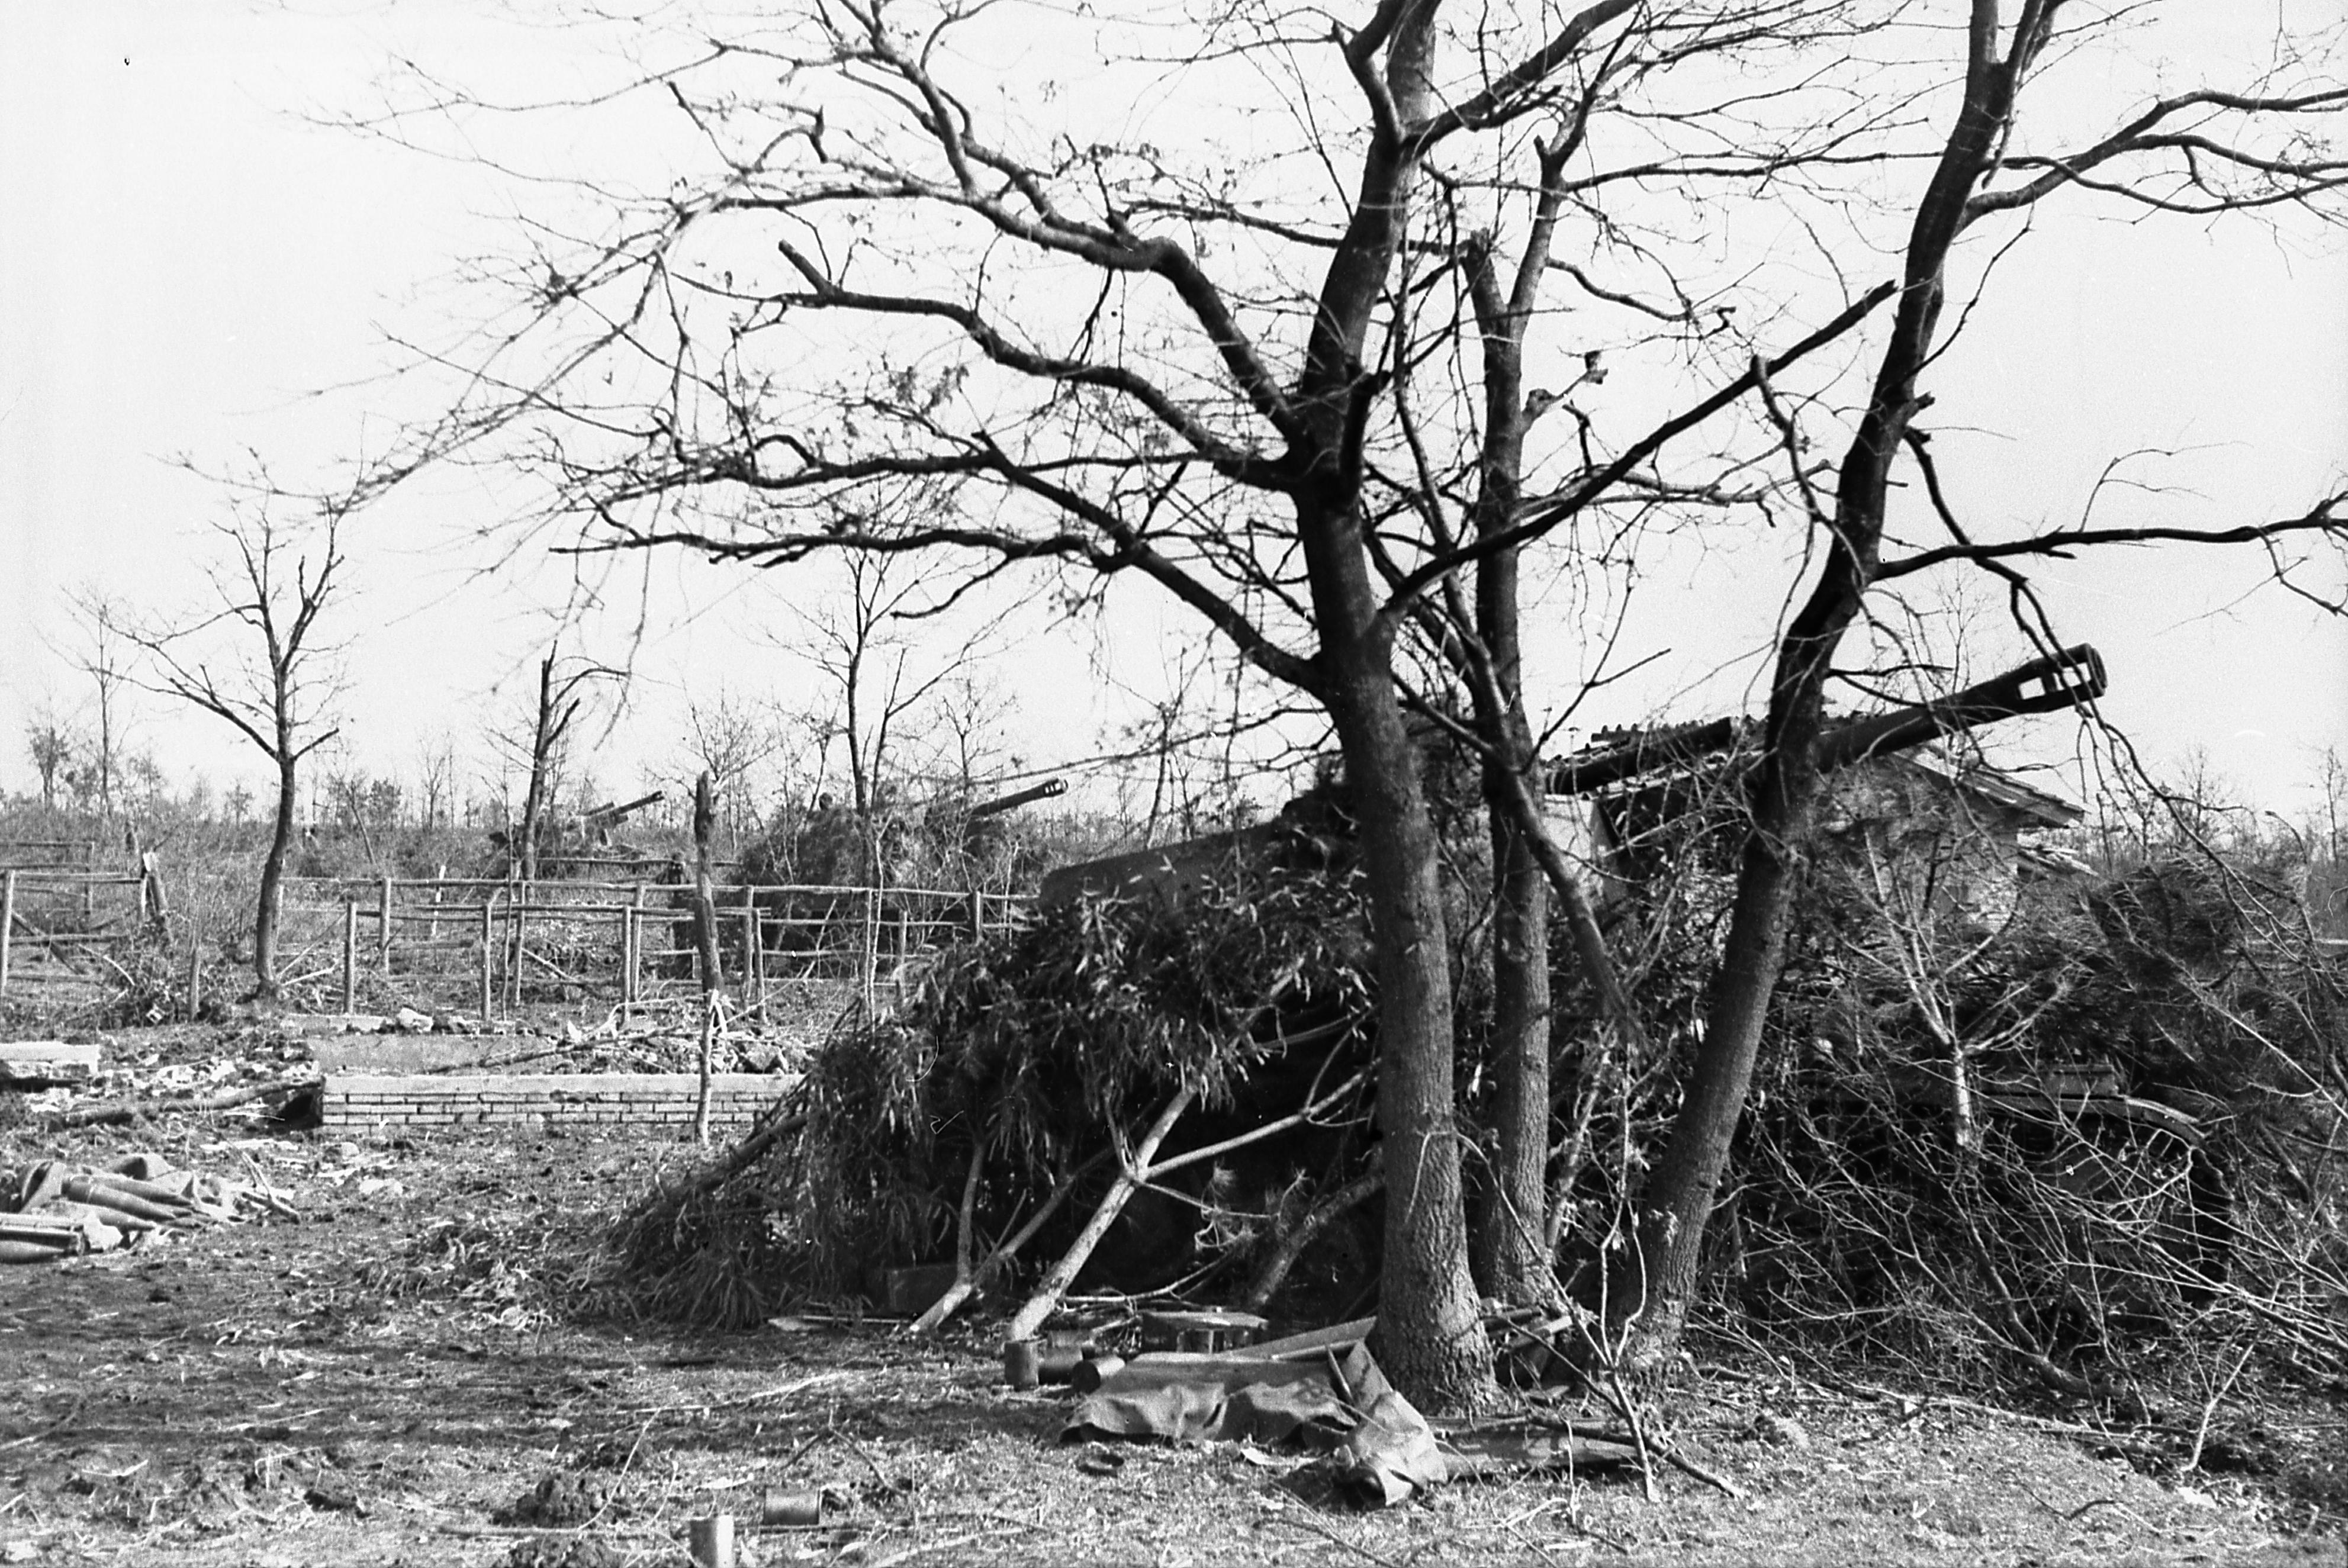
[
  {"x1": 1006, "y1": 1086, "x2": 1196, "y2": 1342},
  {"x1": 913, "y1": 1150, "x2": 1106, "y2": 1335},
  {"x1": 1654, "y1": 1441, "x2": 1745, "y2": 1499},
  {"x1": 1242, "y1": 1169, "x2": 1382, "y2": 1312},
  {"x1": 670, "y1": 1106, "x2": 811, "y2": 1202},
  {"x1": 37, "y1": 1077, "x2": 314, "y2": 1129}
]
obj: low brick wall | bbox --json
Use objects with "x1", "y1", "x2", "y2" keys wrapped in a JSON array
[{"x1": 319, "y1": 1072, "x2": 797, "y2": 1132}]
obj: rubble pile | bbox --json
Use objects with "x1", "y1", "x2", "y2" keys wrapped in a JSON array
[{"x1": 0, "y1": 1151, "x2": 293, "y2": 1263}]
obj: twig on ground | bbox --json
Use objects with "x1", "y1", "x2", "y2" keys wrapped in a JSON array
[
  {"x1": 1654, "y1": 1443, "x2": 1745, "y2": 1500},
  {"x1": 1268, "y1": 1511, "x2": 1405, "y2": 1568},
  {"x1": 1600, "y1": 1367, "x2": 1659, "y2": 1505},
  {"x1": 2187, "y1": 1342, "x2": 2255, "y2": 1473},
  {"x1": 613, "y1": 1370, "x2": 850, "y2": 1416},
  {"x1": 0, "y1": 1394, "x2": 89, "y2": 1451},
  {"x1": 869, "y1": 1530, "x2": 989, "y2": 1568}
]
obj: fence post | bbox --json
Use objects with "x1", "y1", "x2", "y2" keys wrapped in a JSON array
[
  {"x1": 741, "y1": 899, "x2": 761, "y2": 1016},
  {"x1": 140, "y1": 852, "x2": 171, "y2": 941},
  {"x1": 1, "y1": 869, "x2": 15, "y2": 994},
  {"x1": 378, "y1": 875, "x2": 393, "y2": 971},
  {"x1": 342, "y1": 900, "x2": 359, "y2": 1013},
  {"x1": 629, "y1": 884, "x2": 648, "y2": 1004},
  {"x1": 861, "y1": 887, "x2": 879, "y2": 1010},
  {"x1": 480, "y1": 893, "x2": 497, "y2": 1018},
  {"x1": 186, "y1": 939, "x2": 202, "y2": 1022},
  {"x1": 510, "y1": 893, "x2": 527, "y2": 1012}
]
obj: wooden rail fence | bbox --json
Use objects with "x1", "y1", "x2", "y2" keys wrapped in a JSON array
[
  {"x1": 279, "y1": 877, "x2": 1028, "y2": 1016},
  {"x1": 0, "y1": 865, "x2": 165, "y2": 994}
]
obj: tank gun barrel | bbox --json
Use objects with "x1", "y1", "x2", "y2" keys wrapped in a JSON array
[
  {"x1": 1815, "y1": 643, "x2": 2105, "y2": 771},
  {"x1": 1548, "y1": 643, "x2": 2106, "y2": 796},
  {"x1": 967, "y1": 778, "x2": 1068, "y2": 819},
  {"x1": 580, "y1": 790, "x2": 665, "y2": 827}
]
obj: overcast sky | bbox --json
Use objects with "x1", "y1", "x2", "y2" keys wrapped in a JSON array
[{"x1": 2, "y1": 2, "x2": 2343, "y2": 824}]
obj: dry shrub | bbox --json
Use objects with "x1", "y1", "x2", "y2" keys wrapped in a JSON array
[{"x1": 1717, "y1": 848, "x2": 2348, "y2": 1410}]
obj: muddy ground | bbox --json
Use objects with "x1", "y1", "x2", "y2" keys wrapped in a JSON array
[{"x1": 2, "y1": 1021, "x2": 2344, "y2": 1566}]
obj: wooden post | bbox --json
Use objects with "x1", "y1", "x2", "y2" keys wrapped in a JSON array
[
  {"x1": 510, "y1": 895, "x2": 527, "y2": 1012},
  {"x1": 186, "y1": 939, "x2": 202, "y2": 1022},
  {"x1": 342, "y1": 900, "x2": 359, "y2": 1013},
  {"x1": 740, "y1": 900, "x2": 759, "y2": 1017},
  {"x1": 692, "y1": 774, "x2": 721, "y2": 1145},
  {"x1": 140, "y1": 852, "x2": 171, "y2": 941},
  {"x1": 752, "y1": 897, "x2": 767, "y2": 1009},
  {"x1": 1, "y1": 870, "x2": 15, "y2": 995},
  {"x1": 969, "y1": 890, "x2": 986, "y2": 944},
  {"x1": 630, "y1": 883, "x2": 648, "y2": 1003},
  {"x1": 428, "y1": 867, "x2": 445, "y2": 945},
  {"x1": 860, "y1": 887, "x2": 879, "y2": 1012},
  {"x1": 620, "y1": 906, "x2": 635, "y2": 1005},
  {"x1": 378, "y1": 874, "x2": 393, "y2": 971},
  {"x1": 480, "y1": 894, "x2": 496, "y2": 1018}
]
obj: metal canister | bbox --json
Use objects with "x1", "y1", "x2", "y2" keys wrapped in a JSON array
[
  {"x1": 760, "y1": 1487, "x2": 822, "y2": 1527},
  {"x1": 1070, "y1": 1353, "x2": 1126, "y2": 1395},
  {"x1": 1002, "y1": 1337, "x2": 1042, "y2": 1389},
  {"x1": 688, "y1": 1513, "x2": 736, "y2": 1568}
]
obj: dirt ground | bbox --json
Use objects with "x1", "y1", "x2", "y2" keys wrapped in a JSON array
[{"x1": 3, "y1": 1021, "x2": 2346, "y2": 1567}]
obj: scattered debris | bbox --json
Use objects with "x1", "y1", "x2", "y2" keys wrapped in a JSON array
[
  {"x1": 0, "y1": 1151, "x2": 292, "y2": 1262},
  {"x1": 506, "y1": 1538, "x2": 625, "y2": 1568},
  {"x1": 303, "y1": 1482, "x2": 368, "y2": 1516},
  {"x1": 35, "y1": 1076, "x2": 314, "y2": 1131},
  {"x1": 0, "y1": 1041, "x2": 99, "y2": 1087},
  {"x1": 1140, "y1": 1308, "x2": 1269, "y2": 1353},
  {"x1": 496, "y1": 1473, "x2": 613, "y2": 1528},
  {"x1": 1062, "y1": 1332, "x2": 1639, "y2": 1509}
]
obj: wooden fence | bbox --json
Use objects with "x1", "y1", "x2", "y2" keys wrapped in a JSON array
[
  {"x1": 0, "y1": 863, "x2": 164, "y2": 994},
  {"x1": 277, "y1": 877, "x2": 1030, "y2": 1016}
]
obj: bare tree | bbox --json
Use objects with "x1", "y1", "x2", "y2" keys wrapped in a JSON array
[
  {"x1": 504, "y1": 647, "x2": 623, "y2": 880},
  {"x1": 121, "y1": 501, "x2": 348, "y2": 999},
  {"x1": 23, "y1": 704, "x2": 76, "y2": 814},
  {"x1": 416, "y1": 732, "x2": 460, "y2": 832},
  {"x1": 683, "y1": 690, "x2": 787, "y2": 848},
  {"x1": 1603, "y1": 5, "x2": 2348, "y2": 1366},
  {"x1": 57, "y1": 587, "x2": 140, "y2": 820},
  {"x1": 361, "y1": 0, "x2": 2348, "y2": 1406},
  {"x1": 792, "y1": 547, "x2": 995, "y2": 882}
]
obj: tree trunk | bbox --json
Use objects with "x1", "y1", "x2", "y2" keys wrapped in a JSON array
[
  {"x1": 1612, "y1": 753, "x2": 1816, "y2": 1363},
  {"x1": 253, "y1": 754, "x2": 298, "y2": 999},
  {"x1": 1317, "y1": 606, "x2": 1494, "y2": 1412},
  {"x1": 1606, "y1": 5, "x2": 2037, "y2": 1366},
  {"x1": 519, "y1": 652, "x2": 556, "y2": 882},
  {"x1": 1477, "y1": 788, "x2": 1552, "y2": 1300},
  {"x1": 1272, "y1": 0, "x2": 1494, "y2": 1418},
  {"x1": 691, "y1": 772, "x2": 722, "y2": 1142},
  {"x1": 1468, "y1": 382, "x2": 1551, "y2": 1305}
]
